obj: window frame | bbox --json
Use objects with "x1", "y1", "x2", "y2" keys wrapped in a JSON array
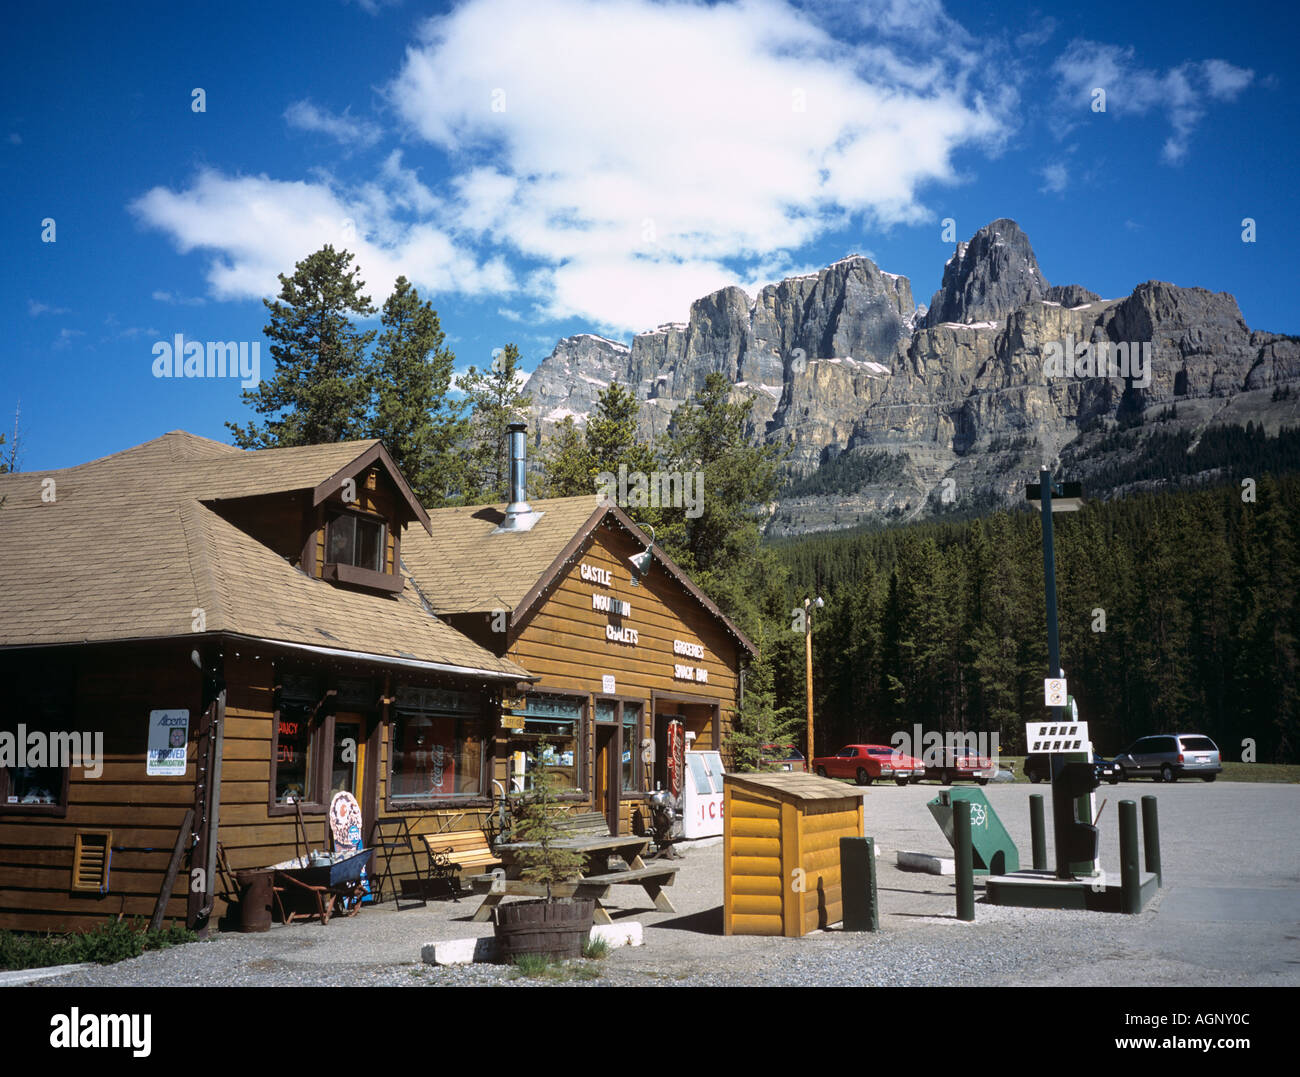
[
  {"x1": 384, "y1": 685, "x2": 493, "y2": 810},
  {"x1": 0, "y1": 754, "x2": 73, "y2": 818},
  {"x1": 325, "y1": 510, "x2": 387, "y2": 573},
  {"x1": 321, "y1": 509, "x2": 402, "y2": 594},
  {"x1": 594, "y1": 695, "x2": 647, "y2": 798},
  {"x1": 267, "y1": 674, "x2": 331, "y2": 818},
  {"x1": 0, "y1": 662, "x2": 77, "y2": 818},
  {"x1": 504, "y1": 689, "x2": 589, "y2": 801}
]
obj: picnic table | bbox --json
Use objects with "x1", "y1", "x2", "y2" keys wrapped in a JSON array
[{"x1": 467, "y1": 833, "x2": 678, "y2": 924}]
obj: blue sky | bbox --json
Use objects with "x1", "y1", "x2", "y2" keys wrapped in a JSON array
[{"x1": 3, "y1": 0, "x2": 1295, "y2": 471}]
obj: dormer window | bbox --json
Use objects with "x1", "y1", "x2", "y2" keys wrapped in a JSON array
[
  {"x1": 320, "y1": 509, "x2": 402, "y2": 594},
  {"x1": 328, "y1": 512, "x2": 385, "y2": 573}
]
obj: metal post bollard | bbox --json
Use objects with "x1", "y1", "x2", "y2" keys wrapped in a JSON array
[
  {"x1": 840, "y1": 836, "x2": 880, "y2": 931},
  {"x1": 955, "y1": 799, "x2": 974, "y2": 922},
  {"x1": 1029, "y1": 794, "x2": 1047, "y2": 870},
  {"x1": 1119, "y1": 800, "x2": 1141, "y2": 915},
  {"x1": 1141, "y1": 795, "x2": 1162, "y2": 888}
]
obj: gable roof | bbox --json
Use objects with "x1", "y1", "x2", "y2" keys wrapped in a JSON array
[
  {"x1": 402, "y1": 495, "x2": 756, "y2": 656},
  {"x1": 0, "y1": 432, "x2": 528, "y2": 680}
]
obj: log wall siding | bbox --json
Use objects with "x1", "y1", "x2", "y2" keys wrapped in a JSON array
[
  {"x1": 503, "y1": 520, "x2": 744, "y2": 832},
  {"x1": 1, "y1": 513, "x2": 747, "y2": 929},
  {"x1": 0, "y1": 644, "x2": 202, "y2": 933}
]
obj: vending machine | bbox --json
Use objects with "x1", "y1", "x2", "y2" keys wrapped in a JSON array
[{"x1": 682, "y1": 750, "x2": 725, "y2": 839}]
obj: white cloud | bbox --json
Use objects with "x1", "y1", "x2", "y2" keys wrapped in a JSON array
[
  {"x1": 284, "y1": 100, "x2": 382, "y2": 147},
  {"x1": 28, "y1": 299, "x2": 70, "y2": 317},
  {"x1": 152, "y1": 290, "x2": 206, "y2": 306},
  {"x1": 131, "y1": 0, "x2": 1014, "y2": 334},
  {"x1": 130, "y1": 167, "x2": 515, "y2": 303},
  {"x1": 1015, "y1": 17, "x2": 1058, "y2": 50},
  {"x1": 387, "y1": 0, "x2": 1010, "y2": 330},
  {"x1": 1203, "y1": 58, "x2": 1254, "y2": 100},
  {"x1": 1051, "y1": 42, "x2": 1253, "y2": 164},
  {"x1": 1039, "y1": 162, "x2": 1068, "y2": 194}
]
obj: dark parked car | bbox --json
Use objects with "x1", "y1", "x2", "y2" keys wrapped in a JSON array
[
  {"x1": 1024, "y1": 752, "x2": 1120, "y2": 785},
  {"x1": 921, "y1": 748, "x2": 996, "y2": 786},
  {"x1": 1112, "y1": 734, "x2": 1222, "y2": 782},
  {"x1": 759, "y1": 744, "x2": 807, "y2": 772}
]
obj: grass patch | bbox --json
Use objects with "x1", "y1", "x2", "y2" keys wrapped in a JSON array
[
  {"x1": 999, "y1": 756, "x2": 1300, "y2": 784},
  {"x1": 0, "y1": 919, "x2": 197, "y2": 971},
  {"x1": 581, "y1": 936, "x2": 609, "y2": 960},
  {"x1": 509, "y1": 953, "x2": 603, "y2": 982},
  {"x1": 1201, "y1": 762, "x2": 1298, "y2": 783}
]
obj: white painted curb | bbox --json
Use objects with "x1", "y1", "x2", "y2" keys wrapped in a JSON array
[
  {"x1": 422, "y1": 921, "x2": 644, "y2": 966},
  {"x1": 0, "y1": 962, "x2": 97, "y2": 986},
  {"x1": 897, "y1": 850, "x2": 955, "y2": 875}
]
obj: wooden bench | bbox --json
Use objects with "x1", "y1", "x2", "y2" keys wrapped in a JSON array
[
  {"x1": 421, "y1": 830, "x2": 502, "y2": 895},
  {"x1": 554, "y1": 811, "x2": 613, "y2": 839}
]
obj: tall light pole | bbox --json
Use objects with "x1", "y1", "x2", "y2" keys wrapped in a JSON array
[
  {"x1": 1026, "y1": 467, "x2": 1083, "y2": 724},
  {"x1": 804, "y1": 596, "x2": 824, "y2": 765},
  {"x1": 1027, "y1": 467, "x2": 1086, "y2": 879}
]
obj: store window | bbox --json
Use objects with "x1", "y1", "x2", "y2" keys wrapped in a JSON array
[
  {"x1": 0, "y1": 655, "x2": 77, "y2": 814},
  {"x1": 389, "y1": 686, "x2": 485, "y2": 803},
  {"x1": 273, "y1": 673, "x2": 323, "y2": 806},
  {"x1": 622, "y1": 703, "x2": 643, "y2": 793},
  {"x1": 327, "y1": 512, "x2": 385, "y2": 572},
  {"x1": 506, "y1": 693, "x2": 584, "y2": 794}
]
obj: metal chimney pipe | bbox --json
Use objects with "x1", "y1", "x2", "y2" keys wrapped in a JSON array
[
  {"x1": 493, "y1": 421, "x2": 543, "y2": 533},
  {"x1": 506, "y1": 421, "x2": 529, "y2": 516}
]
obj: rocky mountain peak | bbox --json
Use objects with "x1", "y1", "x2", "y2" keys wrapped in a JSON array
[
  {"x1": 925, "y1": 218, "x2": 1048, "y2": 327},
  {"x1": 522, "y1": 217, "x2": 1300, "y2": 536}
]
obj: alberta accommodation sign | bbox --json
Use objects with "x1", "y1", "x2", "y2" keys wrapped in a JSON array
[{"x1": 147, "y1": 709, "x2": 189, "y2": 776}]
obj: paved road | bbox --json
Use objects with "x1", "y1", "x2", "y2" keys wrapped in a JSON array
[{"x1": 22, "y1": 780, "x2": 1300, "y2": 987}]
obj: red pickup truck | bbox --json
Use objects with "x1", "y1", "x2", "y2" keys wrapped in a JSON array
[{"x1": 811, "y1": 744, "x2": 923, "y2": 786}]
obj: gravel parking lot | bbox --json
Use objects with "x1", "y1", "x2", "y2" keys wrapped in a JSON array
[{"x1": 26, "y1": 780, "x2": 1300, "y2": 988}]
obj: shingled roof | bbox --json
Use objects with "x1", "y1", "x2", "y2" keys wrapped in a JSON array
[
  {"x1": 402, "y1": 495, "x2": 756, "y2": 655},
  {"x1": 0, "y1": 431, "x2": 530, "y2": 680}
]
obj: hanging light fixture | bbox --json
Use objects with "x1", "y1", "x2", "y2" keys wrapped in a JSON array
[{"x1": 627, "y1": 525, "x2": 656, "y2": 577}]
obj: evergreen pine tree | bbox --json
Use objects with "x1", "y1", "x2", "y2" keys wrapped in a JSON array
[
  {"x1": 458, "y1": 343, "x2": 532, "y2": 503},
  {"x1": 228, "y1": 245, "x2": 376, "y2": 448},
  {"x1": 368, "y1": 276, "x2": 467, "y2": 507},
  {"x1": 539, "y1": 416, "x2": 593, "y2": 498},
  {"x1": 654, "y1": 372, "x2": 785, "y2": 637}
]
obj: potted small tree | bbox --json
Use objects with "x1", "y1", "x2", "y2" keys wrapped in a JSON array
[{"x1": 494, "y1": 739, "x2": 594, "y2": 963}]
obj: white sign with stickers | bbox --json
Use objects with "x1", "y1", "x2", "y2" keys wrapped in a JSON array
[
  {"x1": 147, "y1": 709, "x2": 189, "y2": 776},
  {"x1": 1044, "y1": 678, "x2": 1068, "y2": 707}
]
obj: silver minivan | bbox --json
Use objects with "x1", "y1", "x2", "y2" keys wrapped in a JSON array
[{"x1": 1113, "y1": 734, "x2": 1223, "y2": 782}]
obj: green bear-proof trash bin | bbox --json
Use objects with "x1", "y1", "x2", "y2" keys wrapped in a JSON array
[{"x1": 928, "y1": 789, "x2": 1019, "y2": 875}]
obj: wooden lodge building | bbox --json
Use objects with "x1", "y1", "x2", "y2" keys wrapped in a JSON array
[{"x1": 0, "y1": 428, "x2": 753, "y2": 933}]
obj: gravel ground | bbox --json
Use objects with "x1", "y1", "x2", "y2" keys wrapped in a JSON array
[{"x1": 25, "y1": 781, "x2": 1300, "y2": 988}]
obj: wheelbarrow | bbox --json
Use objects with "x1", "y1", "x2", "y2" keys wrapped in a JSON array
[{"x1": 271, "y1": 847, "x2": 376, "y2": 925}]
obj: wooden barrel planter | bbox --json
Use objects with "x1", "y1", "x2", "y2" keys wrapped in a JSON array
[{"x1": 494, "y1": 898, "x2": 595, "y2": 963}]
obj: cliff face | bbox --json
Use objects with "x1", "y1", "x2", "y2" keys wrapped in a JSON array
[{"x1": 524, "y1": 219, "x2": 1300, "y2": 535}]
